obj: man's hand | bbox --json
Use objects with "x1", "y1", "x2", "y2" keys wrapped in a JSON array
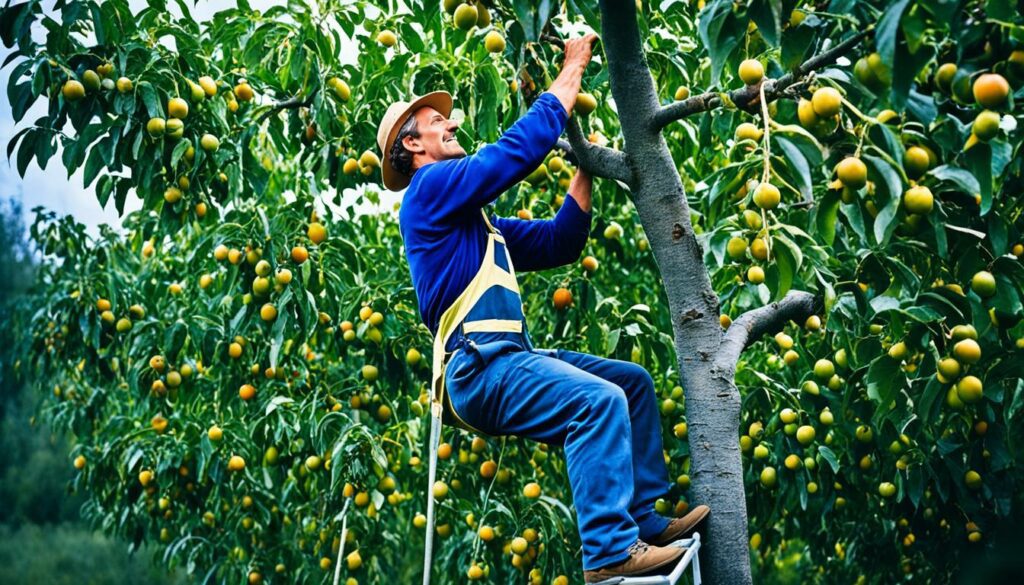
[
  {"x1": 548, "y1": 33, "x2": 599, "y2": 115},
  {"x1": 567, "y1": 168, "x2": 593, "y2": 213}
]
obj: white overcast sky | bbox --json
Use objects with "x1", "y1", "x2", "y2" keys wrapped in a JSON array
[{"x1": 0, "y1": 0, "x2": 383, "y2": 237}]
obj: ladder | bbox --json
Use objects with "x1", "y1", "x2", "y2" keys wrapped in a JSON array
[{"x1": 589, "y1": 533, "x2": 702, "y2": 585}]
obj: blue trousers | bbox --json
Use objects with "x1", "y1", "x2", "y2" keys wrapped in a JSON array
[{"x1": 445, "y1": 338, "x2": 671, "y2": 570}]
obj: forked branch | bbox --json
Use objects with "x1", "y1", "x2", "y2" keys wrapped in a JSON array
[
  {"x1": 561, "y1": 117, "x2": 633, "y2": 184},
  {"x1": 652, "y1": 29, "x2": 872, "y2": 131},
  {"x1": 715, "y1": 290, "x2": 822, "y2": 373}
]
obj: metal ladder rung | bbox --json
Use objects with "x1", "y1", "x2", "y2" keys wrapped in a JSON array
[{"x1": 591, "y1": 533, "x2": 702, "y2": 585}]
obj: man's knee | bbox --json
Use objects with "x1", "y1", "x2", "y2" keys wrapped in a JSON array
[
  {"x1": 581, "y1": 381, "x2": 629, "y2": 420},
  {"x1": 616, "y1": 361, "x2": 655, "y2": 396}
]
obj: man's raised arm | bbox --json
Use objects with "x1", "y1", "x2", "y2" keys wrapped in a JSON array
[{"x1": 421, "y1": 35, "x2": 598, "y2": 221}]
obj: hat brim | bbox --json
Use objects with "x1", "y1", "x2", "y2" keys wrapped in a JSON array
[{"x1": 381, "y1": 91, "x2": 454, "y2": 192}]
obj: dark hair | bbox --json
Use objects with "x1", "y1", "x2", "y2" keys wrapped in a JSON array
[{"x1": 389, "y1": 114, "x2": 421, "y2": 178}]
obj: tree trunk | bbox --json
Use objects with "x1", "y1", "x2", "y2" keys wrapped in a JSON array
[{"x1": 596, "y1": 1, "x2": 753, "y2": 583}]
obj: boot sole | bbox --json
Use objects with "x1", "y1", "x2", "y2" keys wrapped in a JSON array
[{"x1": 585, "y1": 547, "x2": 686, "y2": 584}]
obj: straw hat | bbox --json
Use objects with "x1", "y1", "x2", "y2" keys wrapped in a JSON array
[{"x1": 376, "y1": 91, "x2": 453, "y2": 191}]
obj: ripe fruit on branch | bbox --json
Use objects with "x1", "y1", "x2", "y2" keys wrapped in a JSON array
[
  {"x1": 902, "y1": 186, "x2": 933, "y2": 214},
  {"x1": 552, "y1": 287, "x2": 572, "y2": 310},
  {"x1": 972, "y1": 111, "x2": 1000, "y2": 142},
  {"x1": 168, "y1": 97, "x2": 189, "y2": 119},
  {"x1": 972, "y1": 73, "x2": 1009, "y2": 108},
  {"x1": 484, "y1": 31, "x2": 505, "y2": 53},
  {"x1": 970, "y1": 270, "x2": 996, "y2": 297},
  {"x1": 377, "y1": 30, "x2": 397, "y2": 47},
  {"x1": 146, "y1": 118, "x2": 166, "y2": 137},
  {"x1": 574, "y1": 93, "x2": 597, "y2": 116},
  {"x1": 836, "y1": 157, "x2": 867, "y2": 189},
  {"x1": 734, "y1": 122, "x2": 763, "y2": 142},
  {"x1": 738, "y1": 59, "x2": 764, "y2": 85},
  {"x1": 811, "y1": 87, "x2": 842, "y2": 118},
  {"x1": 903, "y1": 146, "x2": 930, "y2": 178},
  {"x1": 453, "y1": 3, "x2": 478, "y2": 30},
  {"x1": 934, "y1": 63, "x2": 957, "y2": 91},
  {"x1": 62, "y1": 80, "x2": 86, "y2": 101},
  {"x1": 753, "y1": 183, "x2": 780, "y2": 210}
]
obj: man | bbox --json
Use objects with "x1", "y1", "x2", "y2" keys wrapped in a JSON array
[{"x1": 376, "y1": 34, "x2": 708, "y2": 583}]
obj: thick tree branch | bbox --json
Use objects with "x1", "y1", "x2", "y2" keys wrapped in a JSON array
[
  {"x1": 561, "y1": 117, "x2": 633, "y2": 184},
  {"x1": 257, "y1": 87, "x2": 320, "y2": 124},
  {"x1": 652, "y1": 29, "x2": 871, "y2": 131},
  {"x1": 715, "y1": 290, "x2": 822, "y2": 373}
]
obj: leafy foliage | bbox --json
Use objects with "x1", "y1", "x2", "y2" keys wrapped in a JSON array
[{"x1": 2, "y1": 0, "x2": 1024, "y2": 584}]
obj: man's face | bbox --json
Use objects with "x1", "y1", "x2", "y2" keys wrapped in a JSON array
[{"x1": 403, "y1": 107, "x2": 465, "y2": 166}]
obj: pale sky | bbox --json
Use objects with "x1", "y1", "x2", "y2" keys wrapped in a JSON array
[{"x1": 0, "y1": 0, "x2": 386, "y2": 237}]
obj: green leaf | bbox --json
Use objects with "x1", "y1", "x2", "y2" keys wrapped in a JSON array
[
  {"x1": 816, "y1": 189, "x2": 841, "y2": 246},
  {"x1": 817, "y1": 446, "x2": 839, "y2": 473},
  {"x1": 863, "y1": 154, "x2": 902, "y2": 245},
  {"x1": 747, "y1": 0, "x2": 782, "y2": 47},
  {"x1": 875, "y1": 0, "x2": 911, "y2": 76},
  {"x1": 866, "y1": 355, "x2": 904, "y2": 407},
  {"x1": 164, "y1": 320, "x2": 188, "y2": 363},
  {"x1": 698, "y1": 0, "x2": 744, "y2": 86}
]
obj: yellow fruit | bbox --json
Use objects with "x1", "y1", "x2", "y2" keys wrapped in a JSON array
[
  {"x1": 376, "y1": 30, "x2": 397, "y2": 47},
  {"x1": 305, "y1": 455, "x2": 322, "y2": 470},
  {"x1": 750, "y1": 238, "x2": 768, "y2": 261},
  {"x1": 935, "y1": 63, "x2": 957, "y2": 91},
  {"x1": 453, "y1": 3, "x2": 478, "y2": 30},
  {"x1": 361, "y1": 364, "x2": 379, "y2": 382},
  {"x1": 467, "y1": 564, "x2": 484, "y2": 580},
  {"x1": 726, "y1": 236, "x2": 748, "y2": 259},
  {"x1": 747, "y1": 266, "x2": 765, "y2": 284},
  {"x1": 234, "y1": 81, "x2": 254, "y2": 101},
  {"x1": 228, "y1": 455, "x2": 246, "y2": 471},
  {"x1": 73, "y1": 454, "x2": 86, "y2": 469},
  {"x1": 138, "y1": 469, "x2": 154, "y2": 486},
  {"x1": 811, "y1": 87, "x2": 842, "y2": 118},
  {"x1": 308, "y1": 222, "x2": 327, "y2": 244},
  {"x1": 888, "y1": 341, "x2": 909, "y2": 361},
  {"x1": 964, "y1": 470, "x2": 982, "y2": 490},
  {"x1": 167, "y1": 97, "x2": 188, "y2": 119},
  {"x1": 433, "y1": 480, "x2": 449, "y2": 500},
  {"x1": 511, "y1": 536, "x2": 529, "y2": 555},
  {"x1": 738, "y1": 59, "x2": 764, "y2": 85},
  {"x1": 260, "y1": 303, "x2": 277, "y2": 321},
  {"x1": 796, "y1": 425, "x2": 816, "y2": 445},
  {"x1": 971, "y1": 270, "x2": 996, "y2": 297},
  {"x1": 346, "y1": 550, "x2": 362, "y2": 570},
  {"x1": 878, "y1": 482, "x2": 896, "y2": 498},
  {"x1": 674, "y1": 86, "x2": 690, "y2": 101},
  {"x1": 953, "y1": 339, "x2": 981, "y2": 364},
  {"x1": 581, "y1": 255, "x2": 599, "y2": 273},
  {"x1": 903, "y1": 146, "x2": 931, "y2": 178},
  {"x1": 972, "y1": 110, "x2": 1001, "y2": 142},
  {"x1": 837, "y1": 157, "x2": 867, "y2": 189},
  {"x1": 734, "y1": 122, "x2": 763, "y2": 142},
  {"x1": 956, "y1": 375, "x2": 983, "y2": 403},
  {"x1": 116, "y1": 317, "x2": 132, "y2": 332},
  {"x1": 208, "y1": 426, "x2": 223, "y2": 441},
  {"x1": 62, "y1": 79, "x2": 87, "y2": 101},
  {"x1": 753, "y1": 183, "x2": 780, "y2": 209},
  {"x1": 484, "y1": 31, "x2": 505, "y2": 53},
  {"x1": 146, "y1": 118, "x2": 166, "y2": 137},
  {"x1": 797, "y1": 98, "x2": 818, "y2": 128},
  {"x1": 523, "y1": 482, "x2": 541, "y2": 499},
  {"x1": 574, "y1": 93, "x2": 597, "y2": 116},
  {"x1": 972, "y1": 73, "x2": 1009, "y2": 108},
  {"x1": 115, "y1": 77, "x2": 133, "y2": 93},
  {"x1": 903, "y1": 186, "x2": 934, "y2": 214},
  {"x1": 199, "y1": 133, "x2": 220, "y2": 152},
  {"x1": 760, "y1": 467, "x2": 777, "y2": 488},
  {"x1": 814, "y1": 359, "x2": 835, "y2": 380},
  {"x1": 196, "y1": 76, "x2": 217, "y2": 97},
  {"x1": 163, "y1": 186, "x2": 182, "y2": 204}
]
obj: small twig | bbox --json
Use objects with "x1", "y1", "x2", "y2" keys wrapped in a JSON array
[{"x1": 256, "y1": 86, "x2": 321, "y2": 124}]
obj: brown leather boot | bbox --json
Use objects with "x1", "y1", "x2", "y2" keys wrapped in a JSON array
[
  {"x1": 646, "y1": 505, "x2": 710, "y2": 546},
  {"x1": 583, "y1": 540, "x2": 685, "y2": 584}
]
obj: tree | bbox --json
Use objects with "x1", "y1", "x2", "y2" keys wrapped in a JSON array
[{"x1": 2, "y1": 0, "x2": 1023, "y2": 584}]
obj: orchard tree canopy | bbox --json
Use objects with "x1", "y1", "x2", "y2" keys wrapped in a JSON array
[{"x1": 2, "y1": 0, "x2": 1024, "y2": 584}]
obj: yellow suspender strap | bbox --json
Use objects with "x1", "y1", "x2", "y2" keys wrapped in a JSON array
[{"x1": 461, "y1": 319, "x2": 523, "y2": 334}]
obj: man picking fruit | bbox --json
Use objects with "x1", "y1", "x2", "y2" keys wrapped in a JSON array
[{"x1": 376, "y1": 33, "x2": 708, "y2": 583}]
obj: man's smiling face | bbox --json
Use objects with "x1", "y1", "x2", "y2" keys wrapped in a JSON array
[{"x1": 403, "y1": 106, "x2": 466, "y2": 167}]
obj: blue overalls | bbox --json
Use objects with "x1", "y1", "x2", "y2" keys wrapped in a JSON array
[{"x1": 423, "y1": 210, "x2": 672, "y2": 574}]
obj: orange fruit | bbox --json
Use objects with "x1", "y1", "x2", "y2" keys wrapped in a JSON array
[
  {"x1": 239, "y1": 383, "x2": 256, "y2": 400},
  {"x1": 972, "y1": 73, "x2": 1009, "y2": 108},
  {"x1": 837, "y1": 157, "x2": 867, "y2": 189},
  {"x1": 552, "y1": 287, "x2": 572, "y2": 310},
  {"x1": 291, "y1": 245, "x2": 308, "y2": 264},
  {"x1": 308, "y1": 222, "x2": 327, "y2": 244}
]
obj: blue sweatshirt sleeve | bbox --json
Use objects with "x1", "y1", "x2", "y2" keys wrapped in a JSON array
[
  {"x1": 492, "y1": 195, "x2": 592, "y2": 272},
  {"x1": 412, "y1": 92, "x2": 568, "y2": 222}
]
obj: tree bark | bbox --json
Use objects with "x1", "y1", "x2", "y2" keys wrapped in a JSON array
[
  {"x1": 590, "y1": 2, "x2": 829, "y2": 583},
  {"x1": 595, "y1": 1, "x2": 751, "y2": 583}
]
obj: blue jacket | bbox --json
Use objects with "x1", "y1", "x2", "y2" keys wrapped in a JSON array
[{"x1": 399, "y1": 92, "x2": 592, "y2": 335}]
